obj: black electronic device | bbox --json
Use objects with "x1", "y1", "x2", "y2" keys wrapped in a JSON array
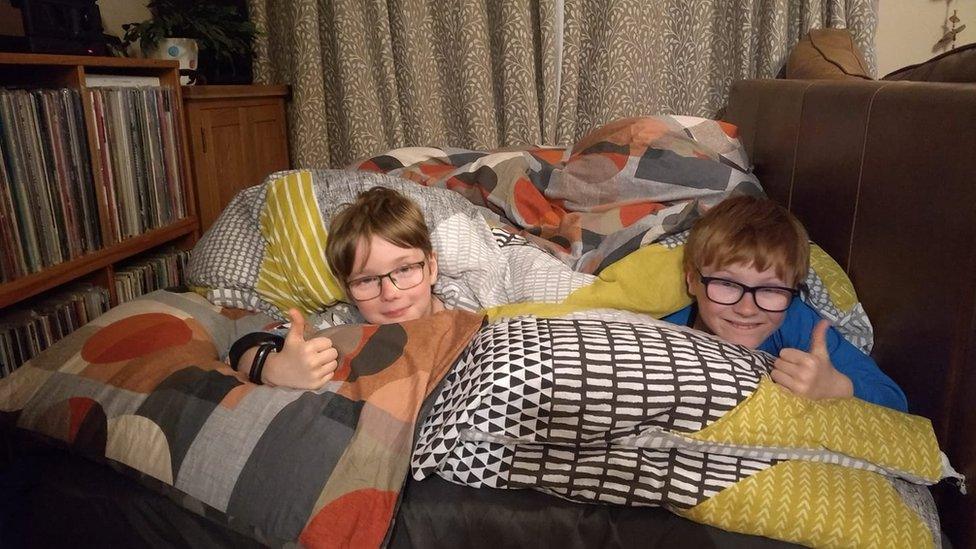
[{"x1": 12, "y1": 0, "x2": 106, "y2": 55}]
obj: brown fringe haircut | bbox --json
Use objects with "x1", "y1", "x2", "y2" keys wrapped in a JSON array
[{"x1": 325, "y1": 187, "x2": 432, "y2": 286}]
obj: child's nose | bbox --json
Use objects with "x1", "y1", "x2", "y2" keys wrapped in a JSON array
[
  {"x1": 379, "y1": 276, "x2": 399, "y2": 300},
  {"x1": 733, "y1": 291, "x2": 760, "y2": 315}
]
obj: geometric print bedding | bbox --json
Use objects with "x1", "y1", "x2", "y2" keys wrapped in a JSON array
[
  {"x1": 0, "y1": 290, "x2": 484, "y2": 548},
  {"x1": 413, "y1": 313, "x2": 960, "y2": 548},
  {"x1": 355, "y1": 115, "x2": 763, "y2": 274},
  {"x1": 413, "y1": 316, "x2": 772, "y2": 507},
  {"x1": 188, "y1": 119, "x2": 874, "y2": 356}
]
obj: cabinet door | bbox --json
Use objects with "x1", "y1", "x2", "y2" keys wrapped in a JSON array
[
  {"x1": 188, "y1": 105, "x2": 249, "y2": 231},
  {"x1": 245, "y1": 102, "x2": 290, "y2": 186},
  {"x1": 187, "y1": 98, "x2": 290, "y2": 232}
]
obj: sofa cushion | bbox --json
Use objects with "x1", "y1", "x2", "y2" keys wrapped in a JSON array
[
  {"x1": 785, "y1": 29, "x2": 872, "y2": 80},
  {"x1": 882, "y1": 42, "x2": 976, "y2": 82}
]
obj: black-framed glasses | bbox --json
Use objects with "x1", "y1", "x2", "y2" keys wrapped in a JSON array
[
  {"x1": 347, "y1": 261, "x2": 427, "y2": 301},
  {"x1": 697, "y1": 269, "x2": 800, "y2": 313}
]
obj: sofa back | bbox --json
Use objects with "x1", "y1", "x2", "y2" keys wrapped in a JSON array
[{"x1": 724, "y1": 79, "x2": 976, "y2": 546}]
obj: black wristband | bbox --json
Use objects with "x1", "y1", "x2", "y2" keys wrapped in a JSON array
[
  {"x1": 229, "y1": 332, "x2": 284, "y2": 371},
  {"x1": 249, "y1": 342, "x2": 276, "y2": 385}
]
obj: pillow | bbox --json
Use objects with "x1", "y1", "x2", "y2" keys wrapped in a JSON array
[
  {"x1": 882, "y1": 42, "x2": 976, "y2": 82},
  {"x1": 254, "y1": 170, "x2": 346, "y2": 314},
  {"x1": 486, "y1": 241, "x2": 690, "y2": 321},
  {"x1": 0, "y1": 290, "x2": 484, "y2": 547},
  {"x1": 785, "y1": 28, "x2": 873, "y2": 80}
]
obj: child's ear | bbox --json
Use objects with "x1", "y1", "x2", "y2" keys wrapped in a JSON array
[
  {"x1": 685, "y1": 270, "x2": 694, "y2": 294},
  {"x1": 428, "y1": 251, "x2": 438, "y2": 283}
]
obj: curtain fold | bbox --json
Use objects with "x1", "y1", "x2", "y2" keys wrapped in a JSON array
[
  {"x1": 249, "y1": 0, "x2": 877, "y2": 166},
  {"x1": 554, "y1": 0, "x2": 877, "y2": 142},
  {"x1": 249, "y1": 0, "x2": 549, "y2": 167}
]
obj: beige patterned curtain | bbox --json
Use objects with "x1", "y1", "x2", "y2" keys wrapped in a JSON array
[
  {"x1": 555, "y1": 0, "x2": 878, "y2": 142},
  {"x1": 249, "y1": 0, "x2": 876, "y2": 165},
  {"x1": 248, "y1": 0, "x2": 558, "y2": 167}
]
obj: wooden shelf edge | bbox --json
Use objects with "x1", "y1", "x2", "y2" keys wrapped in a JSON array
[
  {"x1": 0, "y1": 52, "x2": 178, "y2": 70},
  {"x1": 182, "y1": 85, "x2": 290, "y2": 100},
  {"x1": 0, "y1": 217, "x2": 197, "y2": 309}
]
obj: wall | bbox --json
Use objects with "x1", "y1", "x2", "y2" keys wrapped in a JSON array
[
  {"x1": 98, "y1": 0, "x2": 151, "y2": 39},
  {"x1": 876, "y1": 0, "x2": 974, "y2": 76}
]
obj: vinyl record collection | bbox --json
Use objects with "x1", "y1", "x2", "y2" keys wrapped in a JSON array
[
  {"x1": 0, "y1": 88, "x2": 101, "y2": 281},
  {"x1": 0, "y1": 284, "x2": 110, "y2": 377},
  {"x1": 114, "y1": 248, "x2": 191, "y2": 304},
  {"x1": 1, "y1": 80, "x2": 193, "y2": 377},
  {"x1": 89, "y1": 86, "x2": 187, "y2": 242},
  {"x1": 0, "y1": 85, "x2": 188, "y2": 284}
]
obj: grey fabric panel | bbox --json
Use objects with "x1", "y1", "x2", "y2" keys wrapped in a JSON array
[{"x1": 187, "y1": 184, "x2": 267, "y2": 291}]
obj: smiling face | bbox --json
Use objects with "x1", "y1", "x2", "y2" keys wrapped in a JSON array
[
  {"x1": 687, "y1": 262, "x2": 790, "y2": 349},
  {"x1": 348, "y1": 235, "x2": 440, "y2": 325}
]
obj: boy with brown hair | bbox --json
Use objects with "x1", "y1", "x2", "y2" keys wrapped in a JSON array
[
  {"x1": 229, "y1": 186, "x2": 444, "y2": 389},
  {"x1": 664, "y1": 195, "x2": 907, "y2": 411}
]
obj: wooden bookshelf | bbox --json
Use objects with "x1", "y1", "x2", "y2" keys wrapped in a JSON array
[{"x1": 0, "y1": 52, "x2": 199, "y2": 310}]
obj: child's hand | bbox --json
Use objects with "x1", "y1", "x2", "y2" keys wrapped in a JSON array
[
  {"x1": 263, "y1": 308, "x2": 339, "y2": 390},
  {"x1": 771, "y1": 319, "x2": 854, "y2": 400}
]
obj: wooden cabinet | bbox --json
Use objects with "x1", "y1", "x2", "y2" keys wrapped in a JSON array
[
  {"x1": 183, "y1": 85, "x2": 290, "y2": 232},
  {"x1": 0, "y1": 53, "x2": 197, "y2": 311}
]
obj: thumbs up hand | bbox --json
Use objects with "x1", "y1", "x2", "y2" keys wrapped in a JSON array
[
  {"x1": 262, "y1": 308, "x2": 340, "y2": 390},
  {"x1": 770, "y1": 319, "x2": 854, "y2": 400}
]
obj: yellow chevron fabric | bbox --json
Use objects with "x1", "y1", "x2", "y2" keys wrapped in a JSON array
[
  {"x1": 255, "y1": 170, "x2": 345, "y2": 315},
  {"x1": 486, "y1": 242, "x2": 862, "y2": 324},
  {"x1": 486, "y1": 242, "x2": 691, "y2": 321},
  {"x1": 689, "y1": 377, "x2": 943, "y2": 481},
  {"x1": 810, "y1": 244, "x2": 858, "y2": 312},
  {"x1": 681, "y1": 460, "x2": 933, "y2": 549}
]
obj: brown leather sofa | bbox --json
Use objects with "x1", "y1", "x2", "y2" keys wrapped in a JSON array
[{"x1": 724, "y1": 78, "x2": 976, "y2": 548}]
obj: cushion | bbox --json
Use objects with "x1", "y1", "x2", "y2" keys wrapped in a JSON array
[
  {"x1": 882, "y1": 42, "x2": 976, "y2": 82},
  {"x1": 353, "y1": 116, "x2": 761, "y2": 276},
  {"x1": 0, "y1": 290, "x2": 484, "y2": 547},
  {"x1": 254, "y1": 170, "x2": 346, "y2": 313},
  {"x1": 785, "y1": 28, "x2": 873, "y2": 80}
]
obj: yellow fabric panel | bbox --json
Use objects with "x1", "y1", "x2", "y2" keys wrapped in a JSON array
[
  {"x1": 187, "y1": 285, "x2": 210, "y2": 298},
  {"x1": 680, "y1": 460, "x2": 933, "y2": 549},
  {"x1": 689, "y1": 377, "x2": 943, "y2": 481},
  {"x1": 487, "y1": 243, "x2": 691, "y2": 321},
  {"x1": 809, "y1": 244, "x2": 858, "y2": 312},
  {"x1": 255, "y1": 170, "x2": 345, "y2": 315}
]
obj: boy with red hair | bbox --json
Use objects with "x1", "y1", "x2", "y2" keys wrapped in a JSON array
[{"x1": 664, "y1": 195, "x2": 907, "y2": 411}]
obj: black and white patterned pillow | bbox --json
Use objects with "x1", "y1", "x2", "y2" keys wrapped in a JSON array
[{"x1": 413, "y1": 315, "x2": 776, "y2": 508}]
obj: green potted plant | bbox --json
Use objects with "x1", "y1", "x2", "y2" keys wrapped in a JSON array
[{"x1": 122, "y1": 0, "x2": 259, "y2": 84}]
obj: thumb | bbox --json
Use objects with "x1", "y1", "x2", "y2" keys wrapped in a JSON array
[
  {"x1": 809, "y1": 318, "x2": 831, "y2": 359},
  {"x1": 286, "y1": 308, "x2": 307, "y2": 342}
]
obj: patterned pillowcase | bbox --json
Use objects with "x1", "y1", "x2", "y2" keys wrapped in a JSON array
[
  {"x1": 0, "y1": 290, "x2": 484, "y2": 547},
  {"x1": 254, "y1": 170, "x2": 346, "y2": 314},
  {"x1": 413, "y1": 313, "x2": 952, "y2": 548}
]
